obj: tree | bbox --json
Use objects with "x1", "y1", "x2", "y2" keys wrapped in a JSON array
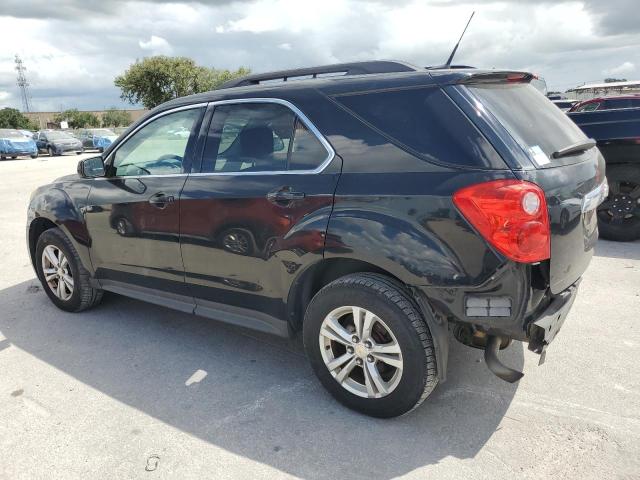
[
  {"x1": 102, "y1": 108, "x2": 131, "y2": 127},
  {"x1": 114, "y1": 56, "x2": 250, "y2": 109},
  {"x1": 0, "y1": 108, "x2": 37, "y2": 130},
  {"x1": 53, "y1": 109, "x2": 100, "y2": 129},
  {"x1": 604, "y1": 78, "x2": 627, "y2": 83}
]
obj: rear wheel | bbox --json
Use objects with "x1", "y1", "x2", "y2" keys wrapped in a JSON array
[
  {"x1": 598, "y1": 164, "x2": 640, "y2": 242},
  {"x1": 48, "y1": 146, "x2": 56, "y2": 157},
  {"x1": 303, "y1": 273, "x2": 438, "y2": 418},
  {"x1": 35, "y1": 228, "x2": 103, "y2": 312}
]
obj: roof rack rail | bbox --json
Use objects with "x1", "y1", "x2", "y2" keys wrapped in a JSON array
[
  {"x1": 218, "y1": 60, "x2": 420, "y2": 89},
  {"x1": 425, "y1": 64, "x2": 475, "y2": 70}
]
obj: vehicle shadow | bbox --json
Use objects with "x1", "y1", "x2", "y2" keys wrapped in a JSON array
[
  {"x1": 0, "y1": 279, "x2": 523, "y2": 479},
  {"x1": 594, "y1": 239, "x2": 640, "y2": 260}
]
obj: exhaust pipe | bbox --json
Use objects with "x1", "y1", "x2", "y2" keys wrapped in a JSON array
[{"x1": 484, "y1": 335, "x2": 524, "y2": 383}]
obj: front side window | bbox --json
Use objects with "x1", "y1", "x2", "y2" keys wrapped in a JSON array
[
  {"x1": 111, "y1": 108, "x2": 202, "y2": 176},
  {"x1": 202, "y1": 102, "x2": 329, "y2": 173},
  {"x1": 576, "y1": 102, "x2": 599, "y2": 112}
]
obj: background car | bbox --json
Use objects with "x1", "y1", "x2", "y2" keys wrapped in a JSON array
[
  {"x1": 34, "y1": 130, "x2": 83, "y2": 156},
  {"x1": 78, "y1": 128, "x2": 118, "y2": 152},
  {"x1": 569, "y1": 95, "x2": 640, "y2": 112},
  {"x1": 0, "y1": 128, "x2": 37, "y2": 159},
  {"x1": 19, "y1": 129, "x2": 35, "y2": 138}
]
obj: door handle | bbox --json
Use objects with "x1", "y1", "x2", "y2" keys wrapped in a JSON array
[
  {"x1": 148, "y1": 193, "x2": 175, "y2": 209},
  {"x1": 267, "y1": 187, "x2": 306, "y2": 204}
]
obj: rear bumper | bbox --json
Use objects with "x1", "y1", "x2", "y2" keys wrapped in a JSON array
[{"x1": 527, "y1": 280, "x2": 580, "y2": 354}]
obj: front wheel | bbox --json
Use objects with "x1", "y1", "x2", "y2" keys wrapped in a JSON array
[
  {"x1": 35, "y1": 228, "x2": 103, "y2": 312},
  {"x1": 31, "y1": 152, "x2": 38, "y2": 159},
  {"x1": 303, "y1": 273, "x2": 438, "y2": 418},
  {"x1": 48, "y1": 147, "x2": 56, "y2": 157},
  {"x1": 597, "y1": 164, "x2": 640, "y2": 242}
]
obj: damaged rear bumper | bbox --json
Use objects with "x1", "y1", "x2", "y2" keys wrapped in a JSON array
[{"x1": 527, "y1": 280, "x2": 580, "y2": 356}]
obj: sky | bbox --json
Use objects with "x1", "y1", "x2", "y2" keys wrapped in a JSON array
[{"x1": 1, "y1": 0, "x2": 639, "y2": 112}]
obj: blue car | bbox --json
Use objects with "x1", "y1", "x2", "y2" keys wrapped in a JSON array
[
  {"x1": 0, "y1": 129, "x2": 38, "y2": 159},
  {"x1": 79, "y1": 128, "x2": 118, "y2": 152}
]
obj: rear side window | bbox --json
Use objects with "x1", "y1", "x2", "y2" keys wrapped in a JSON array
[
  {"x1": 202, "y1": 102, "x2": 330, "y2": 173},
  {"x1": 603, "y1": 98, "x2": 632, "y2": 110},
  {"x1": 467, "y1": 83, "x2": 587, "y2": 161},
  {"x1": 334, "y1": 87, "x2": 504, "y2": 169}
]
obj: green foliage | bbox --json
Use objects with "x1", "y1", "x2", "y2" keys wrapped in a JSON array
[
  {"x1": 101, "y1": 108, "x2": 131, "y2": 127},
  {"x1": 53, "y1": 109, "x2": 100, "y2": 129},
  {"x1": 604, "y1": 78, "x2": 627, "y2": 83},
  {"x1": 114, "y1": 56, "x2": 250, "y2": 109},
  {"x1": 0, "y1": 108, "x2": 37, "y2": 130}
]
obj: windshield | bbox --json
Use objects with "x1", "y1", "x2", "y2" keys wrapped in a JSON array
[
  {"x1": 0, "y1": 129, "x2": 27, "y2": 139},
  {"x1": 466, "y1": 83, "x2": 587, "y2": 162},
  {"x1": 46, "y1": 131, "x2": 75, "y2": 140}
]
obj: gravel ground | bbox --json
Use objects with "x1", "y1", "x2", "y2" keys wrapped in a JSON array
[{"x1": 1, "y1": 154, "x2": 639, "y2": 480}]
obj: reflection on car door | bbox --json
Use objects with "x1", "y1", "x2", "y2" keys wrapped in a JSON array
[
  {"x1": 84, "y1": 106, "x2": 205, "y2": 301},
  {"x1": 180, "y1": 101, "x2": 340, "y2": 334}
]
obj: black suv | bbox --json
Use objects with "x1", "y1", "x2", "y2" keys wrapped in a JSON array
[{"x1": 27, "y1": 61, "x2": 607, "y2": 417}]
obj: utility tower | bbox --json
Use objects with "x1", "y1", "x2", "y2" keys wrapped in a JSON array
[{"x1": 15, "y1": 55, "x2": 33, "y2": 112}]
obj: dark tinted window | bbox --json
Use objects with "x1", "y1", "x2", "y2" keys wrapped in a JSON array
[
  {"x1": 468, "y1": 83, "x2": 587, "y2": 160},
  {"x1": 202, "y1": 103, "x2": 329, "y2": 173},
  {"x1": 603, "y1": 98, "x2": 632, "y2": 110},
  {"x1": 335, "y1": 87, "x2": 502, "y2": 168}
]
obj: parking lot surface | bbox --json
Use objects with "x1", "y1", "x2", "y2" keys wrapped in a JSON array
[{"x1": 1, "y1": 154, "x2": 639, "y2": 479}]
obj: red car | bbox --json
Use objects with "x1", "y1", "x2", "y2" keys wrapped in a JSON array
[{"x1": 569, "y1": 94, "x2": 640, "y2": 112}]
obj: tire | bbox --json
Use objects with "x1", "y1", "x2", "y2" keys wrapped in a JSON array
[
  {"x1": 35, "y1": 227, "x2": 103, "y2": 312},
  {"x1": 11, "y1": 156, "x2": 17, "y2": 159},
  {"x1": 598, "y1": 164, "x2": 640, "y2": 242},
  {"x1": 31, "y1": 152, "x2": 38, "y2": 159},
  {"x1": 48, "y1": 147, "x2": 56, "y2": 157},
  {"x1": 303, "y1": 273, "x2": 438, "y2": 418}
]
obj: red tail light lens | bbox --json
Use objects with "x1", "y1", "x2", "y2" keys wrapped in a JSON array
[{"x1": 453, "y1": 179, "x2": 550, "y2": 263}]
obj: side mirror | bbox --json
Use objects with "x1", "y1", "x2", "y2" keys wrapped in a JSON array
[{"x1": 78, "y1": 156, "x2": 105, "y2": 178}]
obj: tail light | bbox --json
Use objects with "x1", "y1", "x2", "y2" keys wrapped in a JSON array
[{"x1": 453, "y1": 179, "x2": 550, "y2": 263}]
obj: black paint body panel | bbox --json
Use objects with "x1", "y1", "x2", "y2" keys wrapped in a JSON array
[{"x1": 27, "y1": 67, "x2": 598, "y2": 352}]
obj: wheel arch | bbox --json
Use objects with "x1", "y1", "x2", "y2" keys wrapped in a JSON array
[
  {"x1": 286, "y1": 257, "x2": 449, "y2": 380},
  {"x1": 28, "y1": 187, "x2": 94, "y2": 275}
]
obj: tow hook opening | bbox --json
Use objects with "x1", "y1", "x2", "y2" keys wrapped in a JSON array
[{"x1": 484, "y1": 335, "x2": 524, "y2": 383}]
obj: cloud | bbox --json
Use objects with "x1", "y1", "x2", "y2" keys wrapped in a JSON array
[
  {"x1": 0, "y1": 0, "x2": 639, "y2": 111},
  {"x1": 603, "y1": 61, "x2": 635, "y2": 76},
  {"x1": 139, "y1": 35, "x2": 173, "y2": 55}
]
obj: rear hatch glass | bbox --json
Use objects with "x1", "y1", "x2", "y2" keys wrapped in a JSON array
[
  {"x1": 460, "y1": 82, "x2": 604, "y2": 293},
  {"x1": 466, "y1": 83, "x2": 589, "y2": 168}
]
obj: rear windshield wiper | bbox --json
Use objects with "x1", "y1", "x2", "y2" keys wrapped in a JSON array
[{"x1": 551, "y1": 139, "x2": 596, "y2": 159}]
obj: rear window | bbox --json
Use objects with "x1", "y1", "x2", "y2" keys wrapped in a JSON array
[
  {"x1": 467, "y1": 83, "x2": 587, "y2": 164},
  {"x1": 334, "y1": 87, "x2": 504, "y2": 169}
]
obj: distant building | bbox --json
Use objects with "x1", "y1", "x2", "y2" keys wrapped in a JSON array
[
  {"x1": 23, "y1": 109, "x2": 148, "y2": 129},
  {"x1": 567, "y1": 80, "x2": 640, "y2": 101}
]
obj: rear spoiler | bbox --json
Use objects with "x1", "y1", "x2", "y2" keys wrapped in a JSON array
[{"x1": 456, "y1": 71, "x2": 535, "y2": 85}]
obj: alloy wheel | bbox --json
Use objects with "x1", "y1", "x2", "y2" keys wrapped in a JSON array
[
  {"x1": 41, "y1": 245, "x2": 74, "y2": 301},
  {"x1": 319, "y1": 306, "x2": 403, "y2": 399}
]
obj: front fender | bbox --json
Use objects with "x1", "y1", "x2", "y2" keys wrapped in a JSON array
[{"x1": 28, "y1": 182, "x2": 94, "y2": 274}]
